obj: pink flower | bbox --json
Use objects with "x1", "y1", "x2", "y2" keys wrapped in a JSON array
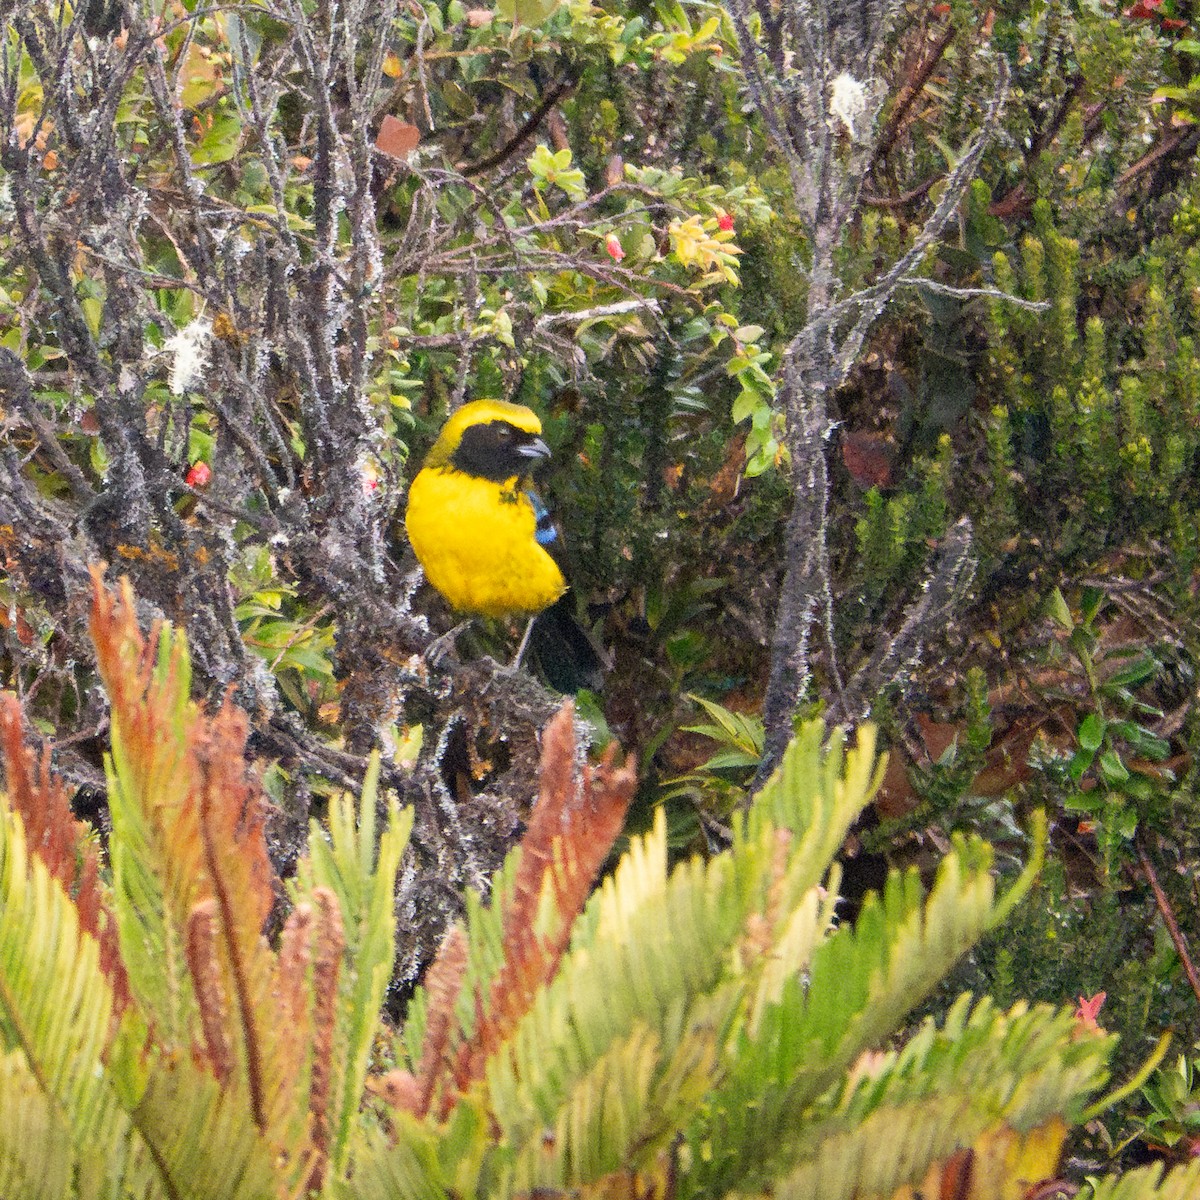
[
  {"x1": 1125, "y1": 0, "x2": 1162, "y2": 17},
  {"x1": 605, "y1": 233, "x2": 625, "y2": 262},
  {"x1": 185, "y1": 461, "x2": 211, "y2": 488},
  {"x1": 1073, "y1": 992, "x2": 1107, "y2": 1035},
  {"x1": 718, "y1": 211, "x2": 735, "y2": 232}
]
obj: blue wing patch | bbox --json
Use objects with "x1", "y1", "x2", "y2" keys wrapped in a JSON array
[{"x1": 526, "y1": 488, "x2": 559, "y2": 547}]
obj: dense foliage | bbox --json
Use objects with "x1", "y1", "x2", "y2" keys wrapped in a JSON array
[
  {"x1": 3, "y1": 0, "x2": 1200, "y2": 1188},
  {"x1": 4, "y1": 573, "x2": 1198, "y2": 1199}
]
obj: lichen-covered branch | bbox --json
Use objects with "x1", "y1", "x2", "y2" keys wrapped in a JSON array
[{"x1": 737, "y1": 2, "x2": 1009, "y2": 784}]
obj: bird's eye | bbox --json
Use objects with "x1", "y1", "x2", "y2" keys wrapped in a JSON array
[{"x1": 496, "y1": 425, "x2": 512, "y2": 439}]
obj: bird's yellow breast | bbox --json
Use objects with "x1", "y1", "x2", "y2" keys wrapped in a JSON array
[{"x1": 404, "y1": 466, "x2": 566, "y2": 618}]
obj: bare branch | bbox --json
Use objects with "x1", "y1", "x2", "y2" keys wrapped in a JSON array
[
  {"x1": 833, "y1": 518, "x2": 977, "y2": 725},
  {"x1": 894, "y1": 278, "x2": 1050, "y2": 311}
]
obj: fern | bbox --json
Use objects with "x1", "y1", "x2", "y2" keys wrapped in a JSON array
[
  {"x1": 0, "y1": 1050, "x2": 75, "y2": 1200},
  {"x1": 293, "y1": 757, "x2": 414, "y2": 1176},
  {"x1": 3, "y1": 573, "x2": 1197, "y2": 1200},
  {"x1": 0, "y1": 803, "x2": 154, "y2": 1196},
  {"x1": 1, "y1": 572, "x2": 413, "y2": 1198},
  {"x1": 1085, "y1": 1161, "x2": 1200, "y2": 1200}
]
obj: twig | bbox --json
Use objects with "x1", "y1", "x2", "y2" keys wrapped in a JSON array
[
  {"x1": 1117, "y1": 127, "x2": 1195, "y2": 192},
  {"x1": 871, "y1": 21, "x2": 956, "y2": 167},
  {"x1": 0, "y1": 349, "x2": 96, "y2": 505},
  {"x1": 895, "y1": 277, "x2": 1050, "y2": 311},
  {"x1": 461, "y1": 73, "x2": 577, "y2": 177},
  {"x1": 861, "y1": 176, "x2": 938, "y2": 208},
  {"x1": 833, "y1": 517, "x2": 976, "y2": 725},
  {"x1": 1138, "y1": 842, "x2": 1200, "y2": 1013},
  {"x1": 534, "y1": 299, "x2": 662, "y2": 328}
]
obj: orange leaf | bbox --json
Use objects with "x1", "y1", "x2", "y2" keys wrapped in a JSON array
[{"x1": 376, "y1": 115, "x2": 420, "y2": 160}]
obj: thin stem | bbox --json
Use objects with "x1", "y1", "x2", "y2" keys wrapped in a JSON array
[{"x1": 1138, "y1": 842, "x2": 1200, "y2": 1013}]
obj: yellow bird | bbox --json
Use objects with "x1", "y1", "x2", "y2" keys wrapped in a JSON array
[
  {"x1": 404, "y1": 399, "x2": 602, "y2": 690},
  {"x1": 404, "y1": 398, "x2": 566, "y2": 617}
]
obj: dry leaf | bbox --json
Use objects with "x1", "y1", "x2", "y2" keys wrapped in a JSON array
[{"x1": 376, "y1": 115, "x2": 420, "y2": 160}]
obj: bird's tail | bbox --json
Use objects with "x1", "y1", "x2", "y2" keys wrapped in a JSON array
[{"x1": 528, "y1": 591, "x2": 606, "y2": 693}]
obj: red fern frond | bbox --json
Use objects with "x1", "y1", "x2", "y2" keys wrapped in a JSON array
[
  {"x1": 307, "y1": 887, "x2": 345, "y2": 1193},
  {"x1": 276, "y1": 902, "x2": 315, "y2": 1045},
  {"x1": 0, "y1": 692, "x2": 130, "y2": 1009},
  {"x1": 434, "y1": 701, "x2": 636, "y2": 1117},
  {"x1": 186, "y1": 899, "x2": 233, "y2": 1083},
  {"x1": 194, "y1": 701, "x2": 285, "y2": 1133},
  {"x1": 412, "y1": 925, "x2": 469, "y2": 1120},
  {"x1": 482, "y1": 704, "x2": 635, "y2": 1049},
  {"x1": 89, "y1": 567, "x2": 208, "y2": 929},
  {"x1": 740, "y1": 828, "x2": 794, "y2": 964}
]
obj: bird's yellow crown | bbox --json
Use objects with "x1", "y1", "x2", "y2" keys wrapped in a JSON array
[{"x1": 423, "y1": 399, "x2": 544, "y2": 468}]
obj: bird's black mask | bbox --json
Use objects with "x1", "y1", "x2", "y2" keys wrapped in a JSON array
[{"x1": 450, "y1": 420, "x2": 551, "y2": 482}]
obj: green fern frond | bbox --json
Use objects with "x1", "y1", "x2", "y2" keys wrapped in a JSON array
[
  {"x1": 485, "y1": 810, "x2": 748, "y2": 1145},
  {"x1": 100, "y1": 615, "x2": 201, "y2": 1049},
  {"x1": 743, "y1": 724, "x2": 882, "y2": 859},
  {"x1": 345, "y1": 1111, "x2": 472, "y2": 1200},
  {"x1": 502, "y1": 1020, "x2": 716, "y2": 1191},
  {"x1": 124, "y1": 1053, "x2": 286, "y2": 1200},
  {"x1": 1084, "y1": 1161, "x2": 1200, "y2": 1200},
  {"x1": 363, "y1": 722, "x2": 905, "y2": 1198},
  {"x1": 761, "y1": 997, "x2": 1111, "y2": 1200},
  {"x1": 2, "y1": 789, "x2": 290, "y2": 1200},
  {"x1": 686, "y1": 827, "x2": 1044, "y2": 1196},
  {"x1": 0, "y1": 1050, "x2": 75, "y2": 1200},
  {"x1": 294, "y1": 753, "x2": 413, "y2": 1177},
  {"x1": 425, "y1": 723, "x2": 881, "y2": 1194},
  {"x1": 0, "y1": 802, "x2": 155, "y2": 1196}
]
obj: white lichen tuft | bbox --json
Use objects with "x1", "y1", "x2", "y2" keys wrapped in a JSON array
[
  {"x1": 830, "y1": 72, "x2": 870, "y2": 138},
  {"x1": 164, "y1": 318, "x2": 213, "y2": 395}
]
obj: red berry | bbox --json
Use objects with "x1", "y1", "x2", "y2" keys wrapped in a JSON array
[
  {"x1": 718, "y1": 211, "x2": 735, "y2": 232},
  {"x1": 605, "y1": 233, "x2": 625, "y2": 261},
  {"x1": 186, "y1": 461, "x2": 212, "y2": 488}
]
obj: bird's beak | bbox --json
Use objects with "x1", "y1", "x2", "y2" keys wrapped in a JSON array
[{"x1": 517, "y1": 437, "x2": 551, "y2": 461}]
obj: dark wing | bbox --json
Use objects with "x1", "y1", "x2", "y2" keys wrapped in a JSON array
[{"x1": 529, "y1": 592, "x2": 605, "y2": 693}]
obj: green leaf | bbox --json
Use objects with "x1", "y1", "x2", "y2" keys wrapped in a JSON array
[
  {"x1": 495, "y1": 0, "x2": 560, "y2": 27},
  {"x1": 732, "y1": 389, "x2": 764, "y2": 424},
  {"x1": 698, "y1": 749, "x2": 763, "y2": 771},
  {"x1": 1105, "y1": 656, "x2": 1157, "y2": 690},
  {"x1": 191, "y1": 113, "x2": 242, "y2": 165},
  {"x1": 1080, "y1": 585, "x2": 1104, "y2": 625},
  {"x1": 1114, "y1": 804, "x2": 1138, "y2": 840},
  {"x1": 293, "y1": 756, "x2": 413, "y2": 1175},
  {"x1": 0, "y1": 804, "x2": 158, "y2": 1195},
  {"x1": 1084, "y1": 1161, "x2": 1200, "y2": 1199},
  {"x1": 1108, "y1": 721, "x2": 1171, "y2": 761},
  {"x1": 1078, "y1": 713, "x2": 1105, "y2": 752},
  {"x1": 1045, "y1": 586, "x2": 1074, "y2": 631},
  {"x1": 1068, "y1": 747, "x2": 1095, "y2": 782},
  {"x1": 1098, "y1": 750, "x2": 1129, "y2": 784}
]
